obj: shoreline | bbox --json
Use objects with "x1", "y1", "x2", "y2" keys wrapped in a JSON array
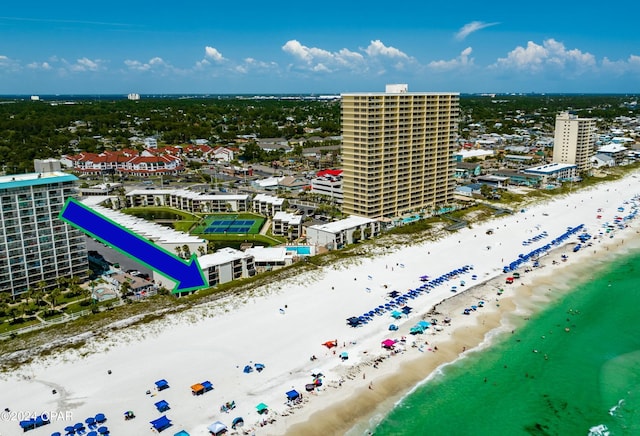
[
  {"x1": 281, "y1": 223, "x2": 640, "y2": 436},
  {"x1": 1, "y1": 172, "x2": 639, "y2": 436}
]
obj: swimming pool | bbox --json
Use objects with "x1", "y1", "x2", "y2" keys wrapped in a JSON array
[{"x1": 285, "y1": 246, "x2": 315, "y2": 256}]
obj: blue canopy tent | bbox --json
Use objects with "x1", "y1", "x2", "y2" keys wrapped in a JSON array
[
  {"x1": 150, "y1": 415, "x2": 173, "y2": 432},
  {"x1": 254, "y1": 363, "x2": 265, "y2": 372},
  {"x1": 201, "y1": 380, "x2": 213, "y2": 392},
  {"x1": 19, "y1": 414, "x2": 50, "y2": 431},
  {"x1": 390, "y1": 310, "x2": 402, "y2": 319},
  {"x1": 388, "y1": 324, "x2": 398, "y2": 331},
  {"x1": 285, "y1": 390, "x2": 300, "y2": 401},
  {"x1": 207, "y1": 420, "x2": 227, "y2": 435},
  {"x1": 155, "y1": 379, "x2": 170, "y2": 391},
  {"x1": 231, "y1": 417, "x2": 244, "y2": 429},
  {"x1": 243, "y1": 365, "x2": 253, "y2": 373},
  {"x1": 155, "y1": 400, "x2": 170, "y2": 412},
  {"x1": 174, "y1": 431, "x2": 190, "y2": 436},
  {"x1": 416, "y1": 320, "x2": 430, "y2": 329},
  {"x1": 346, "y1": 317, "x2": 361, "y2": 327}
]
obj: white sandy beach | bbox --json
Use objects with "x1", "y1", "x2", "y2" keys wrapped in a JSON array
[{"x1": 2, "y1": 171, "x2": 640, "y2": 436}]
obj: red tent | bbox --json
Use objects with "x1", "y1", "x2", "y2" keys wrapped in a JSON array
[
  {"x1": 322, "y1": 340, "x2": 338, "y2": 349},
  {"x1": 381, "y1": 339, "x2": 396, "y2": 349}
]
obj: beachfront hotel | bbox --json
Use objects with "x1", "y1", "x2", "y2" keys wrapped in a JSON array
[
  {"x1": 553, "y1": 111, "x2": 597, "y2": 173},
  {"x1": 341, "y1": 84, "x2": 460, "y2": 218},
  {"x1": 0, "y1": 169, "x2": 89, "y2": 297}
]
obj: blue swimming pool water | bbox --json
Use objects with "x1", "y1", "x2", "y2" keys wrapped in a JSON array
[{"x1": 286, "y1": 246, "x2": 312, "y2": 255}]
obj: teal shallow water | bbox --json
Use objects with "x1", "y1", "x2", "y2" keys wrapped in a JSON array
[{"x1": 372, "y1": 248, "x2": 640, "y2": 436}]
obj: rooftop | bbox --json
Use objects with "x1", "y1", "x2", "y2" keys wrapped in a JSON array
[{"x1": 0, "y1": 171, "x2": 78, "y2": 190}]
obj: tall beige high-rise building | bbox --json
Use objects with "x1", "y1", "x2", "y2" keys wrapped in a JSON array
[
  {"x1": 553, "y1": 111, "x2": 596, "y2": 173},
  {"x1": 341, "y1": 84, "x2": 459, "y2": 218}
]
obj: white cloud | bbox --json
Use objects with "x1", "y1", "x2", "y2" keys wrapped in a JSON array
[
  {"x1": 282, "y1": 39, "x2": 365, "y2": 73},
  {"x1": 494, "y1": 39, "x2": 595, "y2": 72},
  {"x1": 124, "y1": 57, "x2": 168, "y2": 72},
  {"x1": 429, "y1": 47, "x2": 474, "y2": 71},
  {"x1": 365, "y1": 40, "x2": 409, "y2": 59},
  {"x1": 26, "y1": 61, "x2": 52, "y2": 70},
  {"x1": 234, "y1": 58, "x2": 279, "y2": 74},
  {"x1": 69, "y1": 57, "x2": 103, "y2": 72},
  {"x1": 0, "y1": 55, "x2": 21, "y2": 72},
  {"x1": 602, "y1": 54, "x2": 640, "y2": 74},
  {"x1": 204, "y1": 46, "x2": 224, "y2": 62},
  {"x1": 455, "y1": 21, "x2": 499, "y2": 41}
]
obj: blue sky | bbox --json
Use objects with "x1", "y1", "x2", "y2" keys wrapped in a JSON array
[{"x1": 1, "y1": 1, "x2": 638, "y2": 95}]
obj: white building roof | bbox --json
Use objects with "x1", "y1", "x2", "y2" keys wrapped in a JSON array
[
  {"x1": 456, "y1": 149, "x2": 494, "y2": 158},
  {"x1": 253, "y1": 193, "x2": 284, "y2": 205},
  {"x1": 87, "y1": 204, "x2": 205, "y2": 245},
  {"x1": 524, "y1": 163, "x2": 576, "y2": 175},
  {"x1": 199, "y1": 247, "x2": 251, "y2": 268},
  {"x1": 598, "y1": 143, "x2": 628, "y2": 153},
  {"x1": 308, "y1": 215, "x2": 376, "y2": 233},
  {"x1": 253, "y1": 177, "x2": 283, "y2": 188},
  {"x1": 127, "y1": 188, "x2": 248, "y2": 201},
  {"x1": 244, "y1": 246, "x2": 291, "y2": 263},
  {"x1": 273, "y1": 211, "x2": 302, "y2": 224}
]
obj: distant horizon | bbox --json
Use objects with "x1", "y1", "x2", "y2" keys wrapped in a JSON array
[
  {"x1": 2, "y1": 1, "x2": 638, "y2": 95},
  {"x1": 2, "y1": 92, "x2": 639, "y2": 100}
]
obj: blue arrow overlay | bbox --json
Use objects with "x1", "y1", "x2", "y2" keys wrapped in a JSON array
[{"x1": 60, "y1": 198, "x2": 207, "y2": 293}]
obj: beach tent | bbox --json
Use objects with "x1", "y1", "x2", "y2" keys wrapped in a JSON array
[
  {"x1": 346, "y1": 317, "x2": 361, "y2": 327},
  {"x1": 192, "y1": 381, "x2": 213, "y2": 395},
  {"x1": 174, "y1": 431, "x2": 190, "y2": 436},
  {"x1": 286, "y1": 390, "x2": 300, "y2": 401},
  {"x1": 381, "y1": 339, "x2": 396, "y2": 349},
  {"x1": 322, "y1": 340, "x2": 338, "y2": 349},
  {"x1": 150, "y1": 415, "x2": 173, "y2": 432},
  {"x1": 155, "y1": 379, "x2": 170, "y2": 391},
  {"x1": 390, "y1": 310, "x2": 402, "y2": 319},
  {"x1": 155, "y1": 400, "x2": 170, "y2": 412},
  {"x1": 389, "y1": 324, "x2": 398, "y2": 331},
  {"x1": 207, "y1": 420, "x2": 227, "y2": 435},
  {"x1": 243, "y1": 365, "x2": 253, "y2": 374},
  {"x1": 19, "y1": 414, "x2": 50, "y2": 431},
  {"x1": 256, "y1": 403, "x2": 269, "y2": 414},
  {"x1": 340, "y1": 351, "x2": 349, "y2": 360},
  {"x1": 231, "y1": 417, "x2": 244, "y2": 429},
  {"x1": 254, "y1": 363, "x2": 265, "y2": 372},
  {"x1": 417, "y1": 320, "x2": 430, "y2": 329}
]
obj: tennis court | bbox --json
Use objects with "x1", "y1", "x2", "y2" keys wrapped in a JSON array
[{"x1": 195, "y1": 215, "x2": 264, "y2": 235}]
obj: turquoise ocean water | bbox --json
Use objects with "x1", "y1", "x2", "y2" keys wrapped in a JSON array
[{"x1": 370, "y1": 247, "x2": 640, "y2": 436}]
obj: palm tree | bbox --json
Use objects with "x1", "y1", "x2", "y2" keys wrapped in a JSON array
[
  {"x1": 174, "y1": 246, "x2": 182, "y2": 259},
  {"x1": 197, "y1": 246, "x2": 206, "y2": 257},
  {"x1": 182, "y1": 244, "x2": 191, "y2": 259}
]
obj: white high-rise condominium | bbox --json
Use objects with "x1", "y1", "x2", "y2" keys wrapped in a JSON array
[
  {"x1": 553, "y1": 111, "x2": 596, "y2": 173},
  {"x1": 0, "y1": 171, "x2": 88, "y2": 297},
  {"x1": 341, "y1": 85, "x2": 459, "y2": 218}
]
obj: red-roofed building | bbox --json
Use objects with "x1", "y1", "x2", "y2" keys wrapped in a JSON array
[
  {"x1": 316, "y1": 169, "x2": 343, "y2": 177},
  {"x1": 62, "y1": 149, "x2": 184, "y2": 176},
  {"x1": 311, "y1": 169, "x2": 343, "y2": 203}
]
